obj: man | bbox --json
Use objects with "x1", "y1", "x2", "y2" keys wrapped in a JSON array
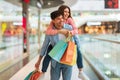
[{"x1": 35, "y1": 10, "x2": 73, "y2": 80}]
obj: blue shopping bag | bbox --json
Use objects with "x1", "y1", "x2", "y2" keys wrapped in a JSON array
[{"x1": 48, "y1": 40, "x2": 68, "y2": 62}]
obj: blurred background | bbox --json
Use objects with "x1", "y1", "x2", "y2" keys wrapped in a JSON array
[{"x1": 0, "y1": 0, "x2": 120, "y2": 80}]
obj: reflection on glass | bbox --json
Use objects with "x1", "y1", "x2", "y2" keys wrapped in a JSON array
[{"x1": 80, "y1": 34, "x2": 120, "y2": 79}]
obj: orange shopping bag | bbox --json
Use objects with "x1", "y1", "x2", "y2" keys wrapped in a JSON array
[
  {"x1": 29, "y1": 70, "x2": 42, "y2": 80},
  {"x1": 60, "y1": 41, "x2": 77, "y2": 66}
]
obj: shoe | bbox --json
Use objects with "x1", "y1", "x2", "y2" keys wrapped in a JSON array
[{"x1": 78, "y1": 71, "x2": 90, "y2": 80}]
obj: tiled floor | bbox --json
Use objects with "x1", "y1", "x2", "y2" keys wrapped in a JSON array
[
  {"x1": 0, "y1": 53, "x2": 37, "y2": 80},
  {"x1": 9, "y1": 55, "x2": 99, "y2": 80}
]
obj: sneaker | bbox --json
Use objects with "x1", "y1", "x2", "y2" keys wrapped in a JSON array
[{"x1": 78, "y1": 71, "x2": 90, "y2": 80}]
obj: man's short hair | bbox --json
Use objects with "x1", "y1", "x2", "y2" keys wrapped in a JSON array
[{"x1": 50, "y1": 10, "x2": 62, "y2": 20}]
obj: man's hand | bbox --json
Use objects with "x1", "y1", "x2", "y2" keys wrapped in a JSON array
[
  {"x1": 35, "y1": 56, "x2": 42, "y2": 70},
  {"x1": 35, "y1": 61, "x2": 40, "y2": 70}
]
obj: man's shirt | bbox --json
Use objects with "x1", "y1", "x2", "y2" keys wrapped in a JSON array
[{"x1": 40, "y1": 24, "x2": 72, "y2": 56}]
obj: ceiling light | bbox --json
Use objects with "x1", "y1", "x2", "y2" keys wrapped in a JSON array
[{"x1": 47, "y1": 2, "x2": 51, "y2": 6}]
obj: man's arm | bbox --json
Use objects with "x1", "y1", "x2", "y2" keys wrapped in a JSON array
[
  {"x1": 35, "y1": 56, "x2": 42, "y2": 70},
  {"x1": 35, "y1": 35, "x2": 50, "y2": 70}
]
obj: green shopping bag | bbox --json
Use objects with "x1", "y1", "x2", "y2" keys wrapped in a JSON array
[
  {"x1": 48, "y1": 40, "x2": 68, "y2": 62},
  {"x1": 24, "y1": 71, "x2": 34, "y2": 80},
  {"x1": 24, "y1": 70, "x2": 42, "y2": 80}
]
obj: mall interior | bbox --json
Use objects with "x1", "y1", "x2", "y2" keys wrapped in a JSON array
[{"x1": 0, "y1": 0, "x2": 120, "y2": 80}]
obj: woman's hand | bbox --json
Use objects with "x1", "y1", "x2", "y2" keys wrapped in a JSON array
[{"x1": 58, "y1": 29, "x2": 69, "y2": 36}]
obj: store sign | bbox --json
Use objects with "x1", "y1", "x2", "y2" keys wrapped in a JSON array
[
  {"x1": 23, "y1": 0, "x2": 30, "y2": 3},
  {"x1": 105, "y1": 0, "x2": 119, "y2": 9},
  {"x1": 87, "y1": 22, "x2": 101, "y2": 26},
  {"x1": 13, "y1": 22, "x2": 22, "y2": 26}
]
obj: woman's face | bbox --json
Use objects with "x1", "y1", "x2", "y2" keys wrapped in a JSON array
[{"x1": 63, "y1": 8, "x2": 70, "y2": 20}]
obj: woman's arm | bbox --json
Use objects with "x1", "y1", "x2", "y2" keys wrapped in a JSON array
[
  {"x1": 45, "y1": 21, "x2": 58, "y2": 35},
  {"x1": 67, "y1": 18, "x2": 78, "y2": 35},
  {"x1": 45, "y1": 21, "x2": 69, "y2": 36}
]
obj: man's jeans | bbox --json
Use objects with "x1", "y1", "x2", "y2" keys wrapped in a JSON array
[{"x1": 51, "y1": 60, "x2": 72, "y2": 80}]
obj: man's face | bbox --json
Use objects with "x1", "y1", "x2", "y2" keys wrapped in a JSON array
[{"x1": 53, "y1": 15, "x2": 64, "y2": 29}]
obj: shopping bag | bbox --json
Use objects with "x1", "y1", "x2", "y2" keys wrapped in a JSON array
[
  {"x1": 48, "y1": 40, "x2": 68, "y2": 62},
  {"x1": 24, "y1": 70, "x2": 42, "y2": 80},
  {"x1": 24, "y1": 71, "x2": 34, "y2": 80},
  {"x1": 29, "y1": 71, "x2": 41, "y2": 80},
  {"x1": 71, "y1": 45, "x2": 77, "y2": 65},
  {"x1": 60, "y1": 41, "x2": 75, "y2": 63},
  {"x1": 60, "y1": 45, "x2": 77, "y2": 66}
]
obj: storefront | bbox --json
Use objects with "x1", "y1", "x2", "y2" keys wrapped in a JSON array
[
  {"x1": 83, "y1": 21, "x2": 118, "y2": 34},
  {"x1": 0, "y1": 0, "x2": 40, "y2": 73},
  {"x1": 0, "y1": 22, "x2": 2, "y2": 43}
]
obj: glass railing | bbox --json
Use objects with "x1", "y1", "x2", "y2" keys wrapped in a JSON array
[
  {"x1": 0, "y1": 35, "x2": 23, "y2": 72},
  {"x1": 79, "y1": 34, "x2": 120, "y2": 80},
  {"x1": 0, "y1": 34, "x2": 39, "y2": 73}
]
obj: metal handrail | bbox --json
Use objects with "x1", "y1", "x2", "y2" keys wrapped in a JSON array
[{"x1": 93, "y1": 37, "x2": 120, "y2": 44}]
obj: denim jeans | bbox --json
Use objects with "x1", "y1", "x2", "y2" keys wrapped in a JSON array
[
  {"x1": 73, "y1": 35, "x2": 83, "y2": 68},
  {"x1": 41, "y1": 44, "x2": 53, "y2": 72},
  {"x1": 51, "y1": 60, "x2": 72, "y2": 80}
]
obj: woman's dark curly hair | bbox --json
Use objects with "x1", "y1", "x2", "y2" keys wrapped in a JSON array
[{"x1": 58, "y1": 5, "x2": 72, "y2": 18}]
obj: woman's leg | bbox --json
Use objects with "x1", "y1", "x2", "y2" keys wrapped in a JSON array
[
  {"x1": 76, "y1": 46, "x2": 83, "y2": 69},
  {"x1": 73, "y1": 35, "x2": 83, "y2": 69}
]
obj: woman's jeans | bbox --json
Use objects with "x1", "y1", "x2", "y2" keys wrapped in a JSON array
[
  {"x1": 73, "y1": 35, "x2": 83, "y2": 68},
  {"x1": 42, "y1": 35, "x2": 83, "y2": 72}
]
